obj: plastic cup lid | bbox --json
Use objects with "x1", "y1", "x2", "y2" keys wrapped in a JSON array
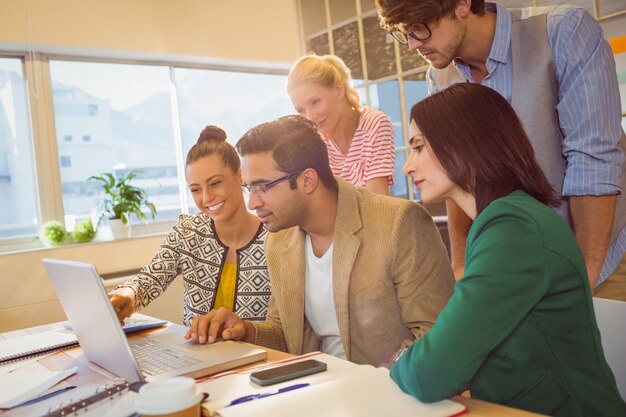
[{"x1": 135, "y1": 377, "x2": 204, "y2": 415}]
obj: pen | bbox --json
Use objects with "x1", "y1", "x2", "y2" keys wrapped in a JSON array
[
  {"x1": 15, "y1": 385, "x2": 76, "y2": 407},
  {"x1": 227, "y1": 383, "x2": 310, "y2": 406}
]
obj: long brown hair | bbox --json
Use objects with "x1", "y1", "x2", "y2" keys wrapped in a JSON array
[
  {"x1": 185, "y1": 125, "x2": 240, "y2": 173},
  {"x1": 410, "y1": 83, "x2": 559, "y2": 214}
]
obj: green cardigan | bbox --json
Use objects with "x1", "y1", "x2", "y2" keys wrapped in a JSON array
[{"x1": 390, "y1": 191, "x2": 626, "y2": 416}]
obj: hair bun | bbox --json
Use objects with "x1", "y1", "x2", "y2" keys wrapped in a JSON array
[{"x1": 198, "y1": 125, "x2": 227, "y2": 144}]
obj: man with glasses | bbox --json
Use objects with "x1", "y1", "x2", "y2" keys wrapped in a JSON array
[
  {"x1": 185, "y1": 115, "x2": 455, "y2": 366},
  {"x1": 376, "y1": 0, "x2": 626, "y2": 300}
]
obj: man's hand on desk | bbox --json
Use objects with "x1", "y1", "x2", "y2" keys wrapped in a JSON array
[
  {"x1": 108, "y1": 287, "x2": 136, "y2": 326},
  {"x1": 185, "y1": 307, "x2": 256, "y2": 344}
]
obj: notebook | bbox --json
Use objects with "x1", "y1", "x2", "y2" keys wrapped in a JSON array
[
  {"x1": 1, "y1": 315, "x2": 167, "y2": 367},
  {"x1": 42, "y1": 258, "x2": 266, "y2": 383},
  {"x1": 62, "y1": 313, "x2": 168, "y2": 334},
  {"x1": 0, "y1": 329, "x2": 78, "y2": 366}
]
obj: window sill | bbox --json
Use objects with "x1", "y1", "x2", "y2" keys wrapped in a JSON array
[{"x1": 0, "y1": 220, "x2": 175, "y2": 255}]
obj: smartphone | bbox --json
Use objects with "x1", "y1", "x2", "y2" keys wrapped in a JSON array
[{"x1": 250, "y1": 359, "x2": 327, "y2": 386}]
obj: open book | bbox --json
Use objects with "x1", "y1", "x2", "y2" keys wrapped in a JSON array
[{"x1": 198, "y1": 353, "x2": 467, "y2": 417}]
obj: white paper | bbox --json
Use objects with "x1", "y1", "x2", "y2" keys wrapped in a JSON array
[
  {"x1": 215, "y1": 367, "x2": 465, "y2": 417},
  {"x1": 0, "y1": 353, "x2": 55, "y2": 375},
  {"x1": 199, "y1": 353, "x2": 356, "y2": 413},
  {"x1": 0, "y1": 366, "x2": 77, "y2": 408},
  {"x1": 198, "y1": 354, "x2": 465, "y2": 417}
]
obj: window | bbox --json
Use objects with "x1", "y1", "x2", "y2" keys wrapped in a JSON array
[
  {"x1": 0, "y1": 54, "x2": 292, "y2": 247},
  {"x1": 174, "y1": 68, "x2": 292, "y2": 213},
  {"x1": 87, "y1": 104, "x2": 98, "y2": 116},
  {"x1": 50, "y1": 61, "x2": 178, "y2": 223},
  {"x1": 60, "y1": 156, "x2": 72, "y2": 167},
  {"x1": 368, "y1": 80, "x2": 408, "y2": 199},
  {"x1": 0, "y1": 57, "x2": 39, "y2": 238}
]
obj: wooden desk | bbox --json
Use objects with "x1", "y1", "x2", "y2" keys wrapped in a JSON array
[{"x1": 1, "y1": 322, "x2": 544, "y2": 417}]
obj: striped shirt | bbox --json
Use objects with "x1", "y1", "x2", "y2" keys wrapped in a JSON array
[
  {"x1": 324, "y1": 106, "x2": 395, "y2": 187},
  {"x1": 428, "y1": 3, "x2": 624, "y2": 284}
]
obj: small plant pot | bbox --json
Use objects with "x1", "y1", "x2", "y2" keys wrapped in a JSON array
[{"x1": 109, "y1": 218, "x2": 130, "y2": 239}]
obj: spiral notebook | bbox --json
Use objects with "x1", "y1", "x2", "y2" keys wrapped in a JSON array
[
  {"x1": 1, "y1": 315, "x2": 167, "y2": 367},
  {"x1": 0, "y1": 329, "x2": 78, "y2": 366},
  {"x1": 2, "y1": 379, "x2": 139, "y2": 417}
]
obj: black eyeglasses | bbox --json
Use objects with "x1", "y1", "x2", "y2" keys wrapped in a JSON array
[
  {"x1": 243, "y1": 171, "x2": 303, "y2": 196},
  {"x1": 389, "y1": 23, "x2": 432, "y2": 45}
]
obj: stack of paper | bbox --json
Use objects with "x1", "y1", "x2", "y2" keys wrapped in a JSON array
[
  {"x1": 198, "y1": 354, "x2": 466, "y2": 417},
  {"x1": 0, "y1": 366, "x2": 77, "y2": 408}
]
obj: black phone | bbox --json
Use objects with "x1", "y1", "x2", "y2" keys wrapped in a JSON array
[{"x1": 249, "y1": 359, "x2": 327, "y2": 386}]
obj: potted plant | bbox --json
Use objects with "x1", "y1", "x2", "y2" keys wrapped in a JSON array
[
  {"x1": 71, "y1": 219, "x2": 97, "y2": 243},
  {"x1": 89, "y1": 170, "x2": 157, "y2": 239},
  {"x1": 38, "y1": 220, "x2": 68, "y2": 247}
]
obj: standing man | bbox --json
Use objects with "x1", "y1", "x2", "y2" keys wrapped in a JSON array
[
  {"x1": 185, "y1": 115, "x2": 454, "y2": 366},
  {"x1": 376, "y1": 0, "x2": 626, "y2": 299}
]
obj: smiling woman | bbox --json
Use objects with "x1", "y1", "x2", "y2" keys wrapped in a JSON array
[
  {"x1": 107, "y1": 125, "x2": 271, "y2": 327},
  {"x1": 287, "y1": 54, "x2": 395, "y2": 196}
]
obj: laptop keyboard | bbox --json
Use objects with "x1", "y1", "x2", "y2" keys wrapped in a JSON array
[{"x1": 131, "y1": 340, "x2": 202, "y2": 376}]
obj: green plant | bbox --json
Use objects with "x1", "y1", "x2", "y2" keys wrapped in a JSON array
[
  {"x1": 89, "y1": 170, "x2": 157, "y2": 226},
  {"x1": 39, "y1": 221, "x2": 68, "y2": 246},
  {"x1": 71, "y1": 219, "x2": 96, "y2": 243}
]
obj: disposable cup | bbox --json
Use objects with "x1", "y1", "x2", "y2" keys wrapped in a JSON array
[{"x1": 135, "y1": 377, "x2": 204, "y2": 417}]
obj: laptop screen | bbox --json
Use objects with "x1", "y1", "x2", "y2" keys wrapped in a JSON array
[{"x1": 43, "y1": 258, "x2": 145, "y2": 383}]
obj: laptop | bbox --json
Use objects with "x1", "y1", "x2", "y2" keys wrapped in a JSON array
[{"x1": 43, "y1": 258, "x2": 266, "y2": 383}]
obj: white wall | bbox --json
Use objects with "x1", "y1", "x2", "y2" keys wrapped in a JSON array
[
  {"x1": 0, "y1": 235, "x2": 162, "y2": 332},
  {"x1": 600, "y1": 14, "x2": 626, "y2": 41},
  {"x1": 0, "y1": 0, "x2": 302, "y2": 63}
]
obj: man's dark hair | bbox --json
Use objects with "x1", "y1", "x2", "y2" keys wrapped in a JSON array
[
  {"x1": 376, "y1": 0, "x2": 485, "y2": 33},
  {"x1": 236, "y1": 115, "x2": 337, "y2": 190}
]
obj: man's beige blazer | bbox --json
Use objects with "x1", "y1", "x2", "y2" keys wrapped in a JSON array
[{"x1": 254, "y1": 178, "x2": 454, "y2": 366}]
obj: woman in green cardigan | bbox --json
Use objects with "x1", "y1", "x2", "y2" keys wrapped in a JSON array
[{"x1": 394, "y1": 83, "x2": 626, "y2": 417}]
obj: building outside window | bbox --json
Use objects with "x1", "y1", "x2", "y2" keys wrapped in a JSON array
[{"x1": 50, "y1": 60, "x2": 178, "y2": 223}]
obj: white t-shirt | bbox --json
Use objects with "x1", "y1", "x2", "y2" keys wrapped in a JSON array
[{"x1": 304, "y1": 235, "x2": 346, "y2": 359}]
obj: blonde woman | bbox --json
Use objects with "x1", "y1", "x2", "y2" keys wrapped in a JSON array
[{"x1": 288, "y1": 54, "x2": 395, "y2": 195}]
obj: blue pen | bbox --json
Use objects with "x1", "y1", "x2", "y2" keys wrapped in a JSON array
[
  {"x1": 227, "y1": 383, "x2": 310, "y2": 406},
  {"x1": 15, "y1": 386, "x2": 76, "y2": 407}
]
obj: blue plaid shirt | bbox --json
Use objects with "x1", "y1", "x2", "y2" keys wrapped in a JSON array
[{"x1": 428, "y1": 3, "x2": 624, "y2": 285}]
